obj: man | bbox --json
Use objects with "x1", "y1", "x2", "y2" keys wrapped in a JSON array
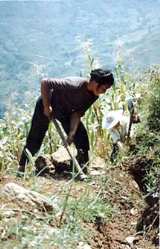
[
  {"x1": 102, "y1": 98, "x2": 140, "y2": 162},
  {"x1": 18, "y1": 68, "x2": 114, "y2": 175}
]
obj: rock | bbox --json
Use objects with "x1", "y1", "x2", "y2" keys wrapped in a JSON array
[
  {"x1": 131, "y1": 180, "x2": 139, "y2": 189},
  {"x1": 89, "y1": 157, "x2": 106, "y2": 176},
  {"x1": 77, "y1": 242, "x2": 92, "y2": 249},
  {"x1": 35, "y1": 147, "x2": 78, "y2": 175},
  {"x1": 125, "y1": 235, "x2": 139, "y2": 247},
  {"x1": 130, "y1": 208, "x2": 138, "y2": 215},
  {"x1": 52, "y1": 146, "x2": 76, "y2": 163},
  {"x1": 125, "y1": 235, "x2": 135, "y2": 245},
  {"x1": 1, "y1": 182, "x2": 56, "y2": 212},
  {"x1": 90, "y1": 170, "x2": 105, "y2": 176},
  {"x1": 122, "y1": 245, "x2": 130, "y2": 249},
  {"x1": 90, "y1": 157, "x2": 106, "y2": 170},
  {"x1": 1, "y1": 210, "x2": 15, "y2": 218},
  {"x1": 35, "y1": 155, "x2": 54, "y2": 175}
]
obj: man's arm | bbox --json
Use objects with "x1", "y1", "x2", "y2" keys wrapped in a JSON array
[
  {"x1": 67, "y1": 112, "x2": 82, "y2": 145},
  {"x1": 41, "y1": 79, "x2": 53, "y2": 119}
]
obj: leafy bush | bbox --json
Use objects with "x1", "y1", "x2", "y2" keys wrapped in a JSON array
[
  {"x1": 146, "y1": 67, "x2": 160, "y2": 131},
  {"x1": 132, "y1": 66, "x2": 160, "y2": 193}
]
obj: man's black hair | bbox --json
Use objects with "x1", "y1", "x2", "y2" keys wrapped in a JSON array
[{"x1": 90, "y1": 68, "x2": 114, "y2": 86}]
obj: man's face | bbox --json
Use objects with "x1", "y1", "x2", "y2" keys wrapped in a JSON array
[{"x1": 93, "y1": 82, "x2": 111, "y2": 96}]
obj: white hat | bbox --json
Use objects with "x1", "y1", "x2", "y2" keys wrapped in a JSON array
[{"x1": 102, "y1": 110, "x2": 123, "y2": 130}]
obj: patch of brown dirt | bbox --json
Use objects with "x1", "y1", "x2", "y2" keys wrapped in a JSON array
[
  {"x1": 0, "y1": 154, "x2": 159, "y2": 249},
  {"x1": 124, "y1": 156, "x2": 154, "y2": 192},
  {"x1": 86, "y1": 160, "x2": 158, "y2": 249},
  {"x1": 124, "y1": 156, "x2": 159, "y2": 246}
]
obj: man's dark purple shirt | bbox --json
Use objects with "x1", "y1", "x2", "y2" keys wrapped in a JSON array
[{"x1": 43, "y1": 77, "x2": 98, "y2": 118}]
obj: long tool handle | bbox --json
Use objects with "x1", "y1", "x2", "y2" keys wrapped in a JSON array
[
  {"x1": 52, "y1": 119, "x2": 86, "y2": 177},
  {"x1": 127, "y1": 109, "x2": 134, "y2": 139},
  {"x1": 127, "y1": 99, "x2": 135, "y2": 139}
]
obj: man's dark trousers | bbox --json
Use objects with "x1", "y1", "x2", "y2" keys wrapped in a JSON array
[{"x1": 19, "y1": 97, "x2": 89, "y2": 173}]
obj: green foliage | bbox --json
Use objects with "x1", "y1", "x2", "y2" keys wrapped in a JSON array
[
  {"x1": 0, "y1": 183, "x2": 113, "y2": 249},
  {"x1": 1, "y1": 47, "x2": 160, "y2": 248},
  {"x1": 82, "y1": 45, "x2": 139, "y2": 157},
  {"x1": 132, "y1": 66, "x2": 160, "y2": 193},
  {"x1": 66, "y1": 190, "x2": 113, "y2": 223},
  {"x1": 134, "y1": 127, "x2": 160, "y2": 193},
  {"x1": 0, "y1": 95, "x2": 61, "y2": 175},
  {"x1": 144, "y1": 161, "x2": 160, "y2": 193},
  {"x1": 0, "y1": 105, "x2": 31, "y2": 174},
  {"x1": 145, "y1": 67, "x2": 160, "y2": 131}
]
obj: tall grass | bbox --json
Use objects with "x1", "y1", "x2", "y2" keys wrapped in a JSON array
[{"x1": 0, "y1": 44, "x2": 160, "y2": 248}]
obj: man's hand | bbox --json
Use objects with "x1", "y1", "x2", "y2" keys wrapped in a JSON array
[
  {"x1": 66, "y1": 132, "x2": 75, "y2": 145},
  {"x1": 44, "y1": 105, "x2": 53, "y2": 120}
]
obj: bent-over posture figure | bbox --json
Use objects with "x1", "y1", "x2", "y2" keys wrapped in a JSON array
[
  {"x1": 18, "y1": 69, "x2": 114, "y2": 175},
  {"x1": 102, "y1": 99, "x2": 140, "y2": 162}
]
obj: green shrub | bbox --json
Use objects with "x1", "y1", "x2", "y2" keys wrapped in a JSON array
[{"x1": 147, "y1": 68, "x2": 160, "y2": 131}]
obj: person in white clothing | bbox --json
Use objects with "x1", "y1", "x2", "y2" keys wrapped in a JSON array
[{"x1": 102, "y1": 99, "x2": 140, "y2": 162}]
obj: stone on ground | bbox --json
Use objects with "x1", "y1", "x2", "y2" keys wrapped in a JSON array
[{"x1": 1, "y1": 182, "x2": 55, "y2": 212}]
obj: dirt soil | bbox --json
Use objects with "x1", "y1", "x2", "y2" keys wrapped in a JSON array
[
  {"x1": 88, "y1": 163, "x2": 158, "y2": 249},
  {"x1": 0, "y1": 155, "x2": 159, "y2": 249},
  {"x1": 88, "y1": 156, "x2": 159, "y2": 249}
]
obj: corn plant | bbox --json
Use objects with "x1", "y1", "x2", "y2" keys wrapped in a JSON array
[{"x1": 82, "y1": 42, "x2": 139, "y2": 158}]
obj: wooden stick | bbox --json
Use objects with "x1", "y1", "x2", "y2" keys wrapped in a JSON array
[
  {"x1": 127, "y1": 109, "x2": 134, "y2": 139},
  {"x1": 52, "y1": 119, "x2": 87, "y2": 179}
]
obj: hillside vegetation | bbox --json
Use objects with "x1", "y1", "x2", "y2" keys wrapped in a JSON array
[{"x1": 0, "y1": 65, "x2": 159, "y2": 249}]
